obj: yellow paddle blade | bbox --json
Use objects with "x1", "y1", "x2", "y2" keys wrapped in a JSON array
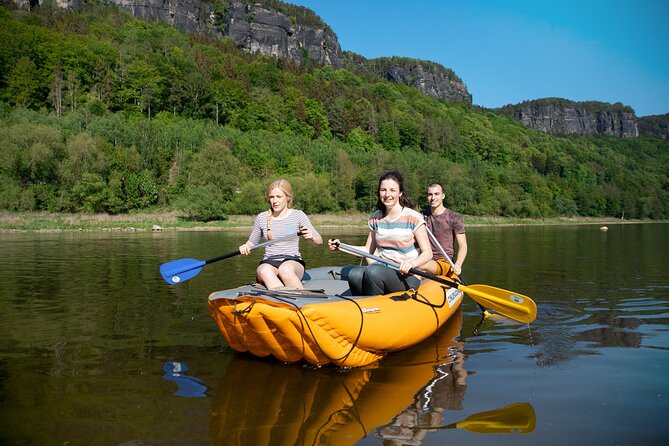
[
  {"x1": 460, "y1": 284, "x2": 537, "y2": 324},
  {"x1": 455, "y1": 402, "x2": 536, "y2": 434}
]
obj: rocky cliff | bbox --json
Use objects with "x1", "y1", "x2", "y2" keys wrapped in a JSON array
[
  {"x1": 16, "y1": 0, "x2": 473, "y2": 104},
  {"x1": 224, "y1": 0, "x2": 343, "y2": 68},
  {"x1": 497, "y1": 98, "x2": 639, "y2": 137},
  {"x1": 638, "y1": 113, "x2": 669, "y2": 139},
  {"x1": 346, "y1": 55, "x2": 472, "y2": 105},
  {"x1": 16, "y1": 0, "x2": 344, "y2": 67}
]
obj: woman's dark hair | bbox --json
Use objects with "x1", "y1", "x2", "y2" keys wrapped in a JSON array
[{"x1": 376, "y1": 171, "x2": 414, "y2": 215}]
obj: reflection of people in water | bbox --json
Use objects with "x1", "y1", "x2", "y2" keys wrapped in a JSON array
[
  {"x1": 162, "y1": 361, "x2": 207, "y2": 398},
  {"x1": 377, "y1": 348, "x2": 536, "y2": 444},
  {"x1": 376, "y1": 350, "x2": 468, "y2": 445}
]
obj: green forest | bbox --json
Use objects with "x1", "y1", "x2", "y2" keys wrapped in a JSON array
[{"x1": 1, "y1": 4, "x2": 668, "y2": 220}]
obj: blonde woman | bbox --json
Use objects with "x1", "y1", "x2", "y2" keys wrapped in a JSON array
[{"x1": 239, "y1": 179, "x2": 323, "y2": 289}]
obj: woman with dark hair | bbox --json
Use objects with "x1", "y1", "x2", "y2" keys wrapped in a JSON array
[{"x1": 328, "y1": 171, "x2": 432, "y2": 295}]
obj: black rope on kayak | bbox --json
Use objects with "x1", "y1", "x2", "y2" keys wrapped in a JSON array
[
  {"x1": 410, "y1": 286, "x2": 448, "y2": 309},
  {"x1": 231, "y1": 299, "x2": 256, "y2": 315},
  {"x1": 408, "y1": 285, "x2": 454, "y2": 333},
  {"x1": 266, "y1": 293, "x2": 366, "y2": 367}
]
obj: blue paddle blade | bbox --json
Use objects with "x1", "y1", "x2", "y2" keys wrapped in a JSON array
[{"x1": 160, "y1": 258, "x2": 206, "y2": 285}]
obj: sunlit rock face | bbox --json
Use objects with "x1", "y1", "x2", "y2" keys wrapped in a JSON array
[
  {"x1": 226, "y1": 1, "x2": 343, "y2": 67},
  {"x1": 372, "y1": 58, "x2": 472, "y2": 105},
  {"x1": 14, "y1": 0, "x2": 344, "y2": 68},
  {"x1": 14, "y1": 0, "x2": 478, "y2": 102},
  {"x1": 343, "y1": 53, "x2": 472, "y2": 105},
  {"x1": 497, "y1": 99, "x2": 639, "y2": 137},
  {"x1": 638, "y1": 113, "x2": 669, "y2": 139}
]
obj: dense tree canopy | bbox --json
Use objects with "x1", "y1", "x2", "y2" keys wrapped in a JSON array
[{"x1": 0, "y1": 5, "x2": 667, "y2": 220}]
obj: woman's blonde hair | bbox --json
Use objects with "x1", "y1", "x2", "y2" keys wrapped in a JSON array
[{"x1": 266, "y1": 179, "x2": 294, "y2": 208}]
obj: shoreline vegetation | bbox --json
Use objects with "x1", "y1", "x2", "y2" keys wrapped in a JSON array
[{"x1": 0, "y1": 211, "x2": 662, "y2": 233}]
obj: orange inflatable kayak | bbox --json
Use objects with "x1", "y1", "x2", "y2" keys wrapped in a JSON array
[{"x1": 208, "y1": 266, "x2": 463, "y2": 367}]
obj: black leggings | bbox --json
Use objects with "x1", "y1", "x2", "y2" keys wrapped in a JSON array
[{"x1": 347, "y1": 263, "x2": 421, "y2": 296}]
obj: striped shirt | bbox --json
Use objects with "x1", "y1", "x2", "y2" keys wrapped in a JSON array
[
  {"x1": 248, "y1": 209, "x2": 319, "y2": 260},
  {"x1": 369, "y1": 207, "x2": 425, "y2": 263}
]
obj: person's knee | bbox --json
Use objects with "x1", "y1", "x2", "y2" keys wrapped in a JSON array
[
  {"x1": 277, "y1": 263, "x2": 301, "y2": 280},
  {"x1": 256, "y1": 264, "x2": 276, "y2": 280},
  {"x1": 366, "y1": 263, "x2": 389, "y2": 281},
  {"x1": 423, "y1": 260, "x2": 438, "y2": 275},
  {"x1": 361, "y1": 264, "x2": 390, "y2": 294},
  {"x1": 347, "y1": 266, "x2": 365, "y2": 283},
  {"x1": 346, "y1": 266, "x2": 366, "y2": 295}
]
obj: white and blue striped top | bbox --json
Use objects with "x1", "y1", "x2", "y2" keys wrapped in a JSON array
[{"x1": 369, "y1": 207, "x2": 425, "y2": 263}]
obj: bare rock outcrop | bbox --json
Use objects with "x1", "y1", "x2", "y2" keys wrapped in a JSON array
[
  {"x1": 15, "y1": 0, "x2": 344, "y2": 67},
  {"x1": 497, "y1": 98, "x2": 639, "y2": 137},
  {"x1": 638, "y1": 113, "x2": 669, "y2": 139},
  {"x1": 346, "y1": 54, "x2": 472, "y2": 105}
]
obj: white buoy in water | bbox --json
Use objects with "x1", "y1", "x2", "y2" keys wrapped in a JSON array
[{"x1": 600, "y1": 226, "x2": 609, "y2": 232}]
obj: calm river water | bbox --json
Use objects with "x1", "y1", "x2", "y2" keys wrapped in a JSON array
[{"x1": 0, "y1": 223, "x2": 667, "y2": 445}]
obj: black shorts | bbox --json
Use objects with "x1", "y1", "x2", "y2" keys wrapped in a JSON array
[{"x1": 259, "y1": 255, "x2": 305, "y2": 269}]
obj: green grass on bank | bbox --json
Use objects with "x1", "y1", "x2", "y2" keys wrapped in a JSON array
[{"x1": 0, "y1": 211, "x2": 659, "y2": 232}]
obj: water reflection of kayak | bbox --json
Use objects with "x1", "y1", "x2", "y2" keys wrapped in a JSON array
[
  {"x1": 209, "y1": 310, "x2": 465, "y2": 445},
  {"x1": 207, "y1": 266, "x2": 464, "y2": 368},
  {"x1": 209, "y1": 309, "x2": 535, "y2": 445}
]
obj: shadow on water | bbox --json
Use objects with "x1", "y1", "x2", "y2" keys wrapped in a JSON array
[{"x1": 208, "y1": 310, "x2": 535, "y2": 445}]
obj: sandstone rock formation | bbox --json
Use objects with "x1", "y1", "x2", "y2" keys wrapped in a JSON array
[
  {"x1": 15, "y1": 0, "x2": 344, "y2": 67},
  {"x1": 638, "y1": 113, "x2": 669, "y2": 139},
  {"x1": 225, "y1": 0, "x2": 343, "y2": 67},
  {"x1": 15, "y1": 0, "x2": 474, "y2": 103},
  {"x1": 496, "y1": 98, "x2": 639, "y2": 137},
  {"x1": 350, "y1": 56, "x2": 472, "y2": 105}
]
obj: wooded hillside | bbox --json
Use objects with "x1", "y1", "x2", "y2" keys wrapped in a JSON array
[{"x1": 1, "y1": 5, "x2": 667, "y2": 220}]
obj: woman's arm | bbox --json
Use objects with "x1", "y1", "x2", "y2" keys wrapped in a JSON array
[
  {"x1": 300, "y1": 225, "x2": 323, "y2": 246},
  {"x1": 328, "y1": 232, "x2": 374, "y2": 259},
  {"x1": 398, "y1": 225, "x2": 432, "y2": 274},
  {"x1": 298, "y1": 211, "x2": 323, "y2": 246},
  {"x1": 239, "y1": 213, "x2": 263, "y2": 255}
]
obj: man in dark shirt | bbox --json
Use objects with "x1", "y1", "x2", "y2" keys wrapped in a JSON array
[{"x1": 422, "y1": 183, "x2": 468, "y2": 276}]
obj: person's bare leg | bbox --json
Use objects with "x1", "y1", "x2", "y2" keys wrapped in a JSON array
[
  {"x1": 256, "y1": 264, "x2": 284, "y2": 289},
  {"x1": 277, "y1": 261, "x2": 305, "y2": 289},
  {"x1": 423, "y1": 259, "x2": 439, "y2": 274}
]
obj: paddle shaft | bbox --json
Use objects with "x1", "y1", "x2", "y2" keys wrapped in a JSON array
[
  {"x1": 335, "y1": 242, "x2": 537, "y2": 323},
  {"x1": 336, "y1": 242, "x2": 461, "y2": 289},
  {"x1": 425, "y1": 226, "x2": 488, "y2": 313},
  {"x1": 204, "y1": 232, "x2": 300, "y2": 265},
  {"x1": 425, "y1": 226, "x2": 458, "y2": 271},
  {"x1": 160, "y1": 232, "x2": 301, "y2": 284}
]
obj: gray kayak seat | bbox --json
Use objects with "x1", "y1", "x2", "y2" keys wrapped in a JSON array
[
  {"x1": 209, "y1": 265, "x2": 356, "y2": 302},
  {"x1": 302, "y1": 265, "x2": 353, "y2": 296}
]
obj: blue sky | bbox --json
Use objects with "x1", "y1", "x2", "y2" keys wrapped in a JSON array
[{"x1": 290, "y1": 0, "x2": 669, "y2": 117}]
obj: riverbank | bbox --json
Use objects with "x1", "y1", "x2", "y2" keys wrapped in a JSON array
[{"x1": 0, "y1": 211, "x2": 659, "y2": 232}]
